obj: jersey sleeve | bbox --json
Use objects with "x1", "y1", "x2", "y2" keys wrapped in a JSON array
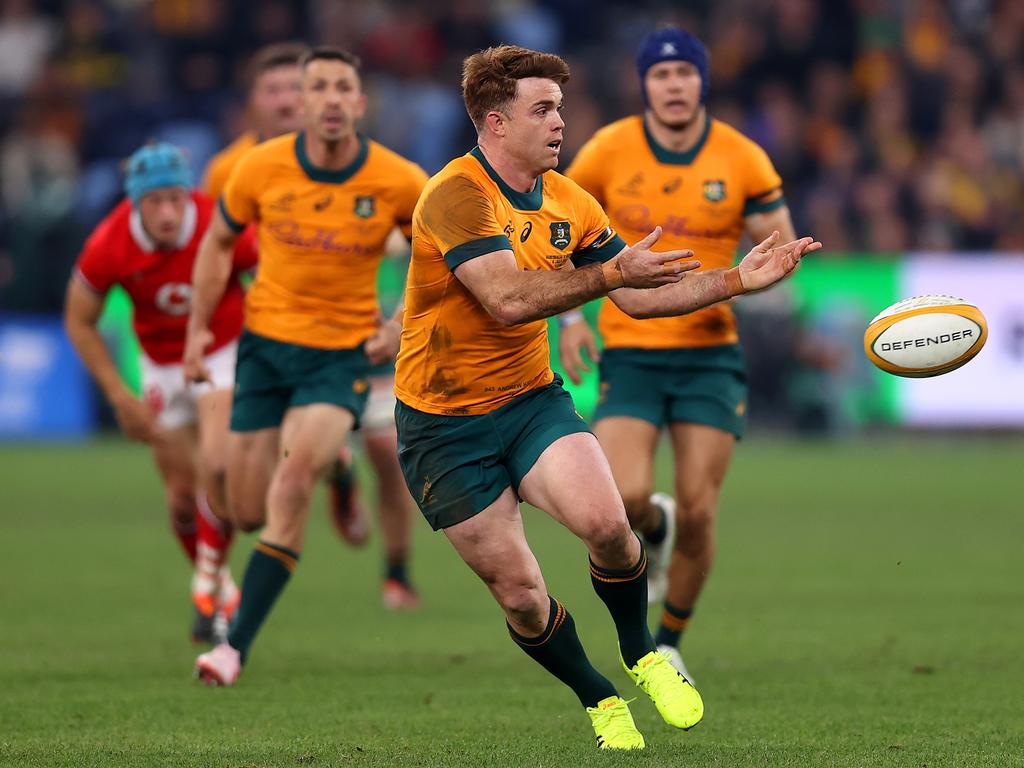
[
  {"x1": 564, "y1": 134, "x2": 611, "y2": 205},
  {"x1": 394, "y1": 162, "x2": 429, "y2": 241},
  {"x1": 74, "y1": 224, "x2": 119, "y2": 294},
  {"x1": 741, "y1": 142, "x2": 786, "y2": 216},
  {"x1": 219, "y1": 150, "x2": 261, "y2": 233},
  {"x1": 571, "y1": 186, "x2": 626, "y2": 267},
  {"x1": 203, "y1": 153, "x2": 231, "y2": 201},
  {"x1": 419, "y1": 174, "x2": 513, "y2": 271}
]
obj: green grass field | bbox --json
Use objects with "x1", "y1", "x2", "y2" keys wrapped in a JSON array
[{"x1": 2, "y1": 436, "x2": 1022, "y2": 767}]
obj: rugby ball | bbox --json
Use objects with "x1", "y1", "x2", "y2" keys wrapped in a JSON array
[{"x1": 863, "y1": 295, "x2": 987, "y2": 378}]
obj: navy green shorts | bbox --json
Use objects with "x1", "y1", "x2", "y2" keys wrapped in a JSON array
[
  {"x1": 396, "y1": 375, "x2": 590, "y2": 530},
  {"x1": 230, "y1": 330, "x2": 371, "y2": 432},
  {"x1": 593, "y1": 345, "x2": 748, "y2": 438}
]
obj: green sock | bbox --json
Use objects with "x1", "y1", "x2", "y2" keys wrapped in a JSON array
[
  {"x1": 508, "y1": 596, "x2": 618, "y2": 708},
  {"x1": 644, "y1": 503, "x2": 668, "y2": 546},
  {"x1": 654, "y1": 602, "x2": 692, "y2": 648},
  {"x1": 227, "y1": 540, "x2": 299, "y2": 662},
  {"x1": 590, "y1": 540, "x2": 656, "y2": 668}
]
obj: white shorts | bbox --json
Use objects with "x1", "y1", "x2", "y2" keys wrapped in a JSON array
[
  {"x1": 141, "y1": 341, "x2": 237, "y2": 431},
  {"x1": 361, "y1": 374, "x2": 397, "y2": 433}
]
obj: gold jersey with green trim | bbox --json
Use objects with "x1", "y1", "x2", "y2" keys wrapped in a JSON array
[
  {"x1": 567, "y1": 115, "x2": 784, "y2": 349},
  {"x1": 220, "y1": 131, "x2": 427, "y2": 349},
  {"x1": 395, "y1": 147, "x2": 625, "y2": 416},
  {"x1": 203, "y1": 130, "x2": 259, "y2": 201}
]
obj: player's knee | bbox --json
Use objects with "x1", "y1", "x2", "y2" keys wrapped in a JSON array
[
  {"x1": 166, "y1": 485, "x2": 195, "y2": 525},
  {"x1": 269, "y1": 461, "x2": 317, "y2": 512},
  {"x1": 494, "y1": 581, "x2": 547, "y2": 627},
  {"x1": 674, "y1": 493, "x2": 717, "y2": 554},
  {"x1": 585, "y1": 513, "x2": 634, "y2": 558}
]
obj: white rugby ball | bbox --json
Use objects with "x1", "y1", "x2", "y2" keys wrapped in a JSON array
[{"x1": 863, "y1": 295, "x2": 987, "y2": 378}]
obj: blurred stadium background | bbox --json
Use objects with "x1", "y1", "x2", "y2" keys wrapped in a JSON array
[
  {"x1": 2, "y1": 0, "x2": 1024, "y2": 435},
  {"x1": 1, "y1": 2, "x2": 1022, "y2": 766}
]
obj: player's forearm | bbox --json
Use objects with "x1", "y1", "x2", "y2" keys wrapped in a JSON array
[
  {"x1": 64, "y1": 319, "x2": 131, "y2": 404},
  {"x1": 188, "y1": 234, "x2": 234, "y2": 332},
  {"x1": 495, "y1": 261, "x2": 620, "y2": 325},
  {"x1": 613, "y1": 268, "x2": 742, "y2": 319}
]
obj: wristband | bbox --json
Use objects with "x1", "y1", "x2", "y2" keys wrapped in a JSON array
[
  {"x1": 600, "y1": 259, "x2": 625, "y2": 291},
  {"x1": 725, "y1": 267, "x2": 746, "y2": 297},
  {"x1": 559, "y1": 311, "x2": 585, "y2": 328}
]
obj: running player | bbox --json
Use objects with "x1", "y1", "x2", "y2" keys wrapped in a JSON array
[
  {"x1": 203, "y1": 43, "x2": 420, "y2": 607},
  {"x1": 64, "y1": 143, "x2": 255, "y2": 643},
  {"x1": 203, "y1": 42, "x2": 306, "y2": 201},
  {"x1": 186, "y1": 47, "x2": 428, "y2": 685},
  {"x1": 394, "y1": 45, "x2": 818, "y2": 748},
  {"x1": 561, "y1": 27, "x2": 797, "y2": 681}
]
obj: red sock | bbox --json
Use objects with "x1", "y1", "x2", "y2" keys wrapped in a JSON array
[
  {"x1": 172, "y1": 517, "x2": 197, "y2": 563},
  {"x1": 195, "y1": 493, "x2": 234, "y2": 571}
]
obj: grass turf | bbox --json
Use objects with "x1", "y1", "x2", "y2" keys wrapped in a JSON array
[{"x1": 1, "y1": 436, "x2": 1022, "y2": 767}]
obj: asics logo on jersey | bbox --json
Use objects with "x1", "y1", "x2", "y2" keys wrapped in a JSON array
[
  {"x1": 520, "y1": 221, "x2": 533, "y2": 242},
  {"x1": 154, "y1": 282, "x2": 192, "y2": 316},
  {"x1": 314, "y1": 194, "x2": 334, "y2": 211},
  {"x1": 663, "y1": 177, "x2": 682, "y2": 194}
]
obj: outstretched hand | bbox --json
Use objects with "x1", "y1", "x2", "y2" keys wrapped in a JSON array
[
  {"x1": 736, "y1": 231, "x2": 821, "y2": 293},
  {"x1": 616, "y1": 227, "x2": 702, "y2": 289}
]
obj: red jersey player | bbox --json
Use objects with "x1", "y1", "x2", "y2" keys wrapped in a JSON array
[{"x1": 64, "y1": 143, "x2": 256, "y2": 644}]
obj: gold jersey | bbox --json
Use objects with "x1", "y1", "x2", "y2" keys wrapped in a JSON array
[{"x1": 567, "y1": 116, "x2": 784, "y2": 349}]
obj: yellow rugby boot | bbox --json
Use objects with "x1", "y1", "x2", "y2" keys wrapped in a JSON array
[
  {"x1": 622, "y1": 649, "x2": 704, "y2": 729},
  {"x1": 585, "y1": 696, "x2": 645, "y2": 750}
]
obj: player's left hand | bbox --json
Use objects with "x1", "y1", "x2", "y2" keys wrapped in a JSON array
[
  {"x1": 365, "y1": 316, "x2": 402, "y2": 365},
  {"x1": 736, "y1": 231, "x2": 821, "y2": 293},
  {"x1": 558, "y1": 316, "x2": 599, "y2": 386}
]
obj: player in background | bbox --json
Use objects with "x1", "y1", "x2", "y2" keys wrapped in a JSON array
[
  {"x1": 203, "y1": 42, "x2": 306, "y2": 201},
  {"x1": 560, "y1": 27, "x2": 798, "y2": 681},
  {"x1": 204, "y1": 42, "x2": 421, "y2": 608},
  {"x1": 395, "y1": 45, "x2": 818, "y2": 748},
  {"x1": 186, "y1": 47, "x2": 428, "y2": 686},
  {"x1": 64, "y1": 143, "x2": 256, "y2": 643}
]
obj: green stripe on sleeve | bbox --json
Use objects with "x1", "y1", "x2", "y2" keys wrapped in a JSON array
[
  {"x1": 571, "y1": 232, "x2": 626, "y2": 267},
  {"x1": 743, "y1": 195, "x2": 787, "y2": 216},
  {"x1": 444, "y1": 234, "x2": 514, "y2": 270},
  {"x1": 218, "y1": 197, "x2": 246, "y2": 233}
]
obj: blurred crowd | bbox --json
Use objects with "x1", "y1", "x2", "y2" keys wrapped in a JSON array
[{"x1": 2, "y1": 0, "x2": 1024, "y2": 313}]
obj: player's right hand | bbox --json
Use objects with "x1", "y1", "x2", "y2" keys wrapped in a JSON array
[
  {"x1": 619, "y1": 227, "x2": 701, "y2": 289},
  {"x1": 558, "y1": 316, "x2": 600, "y2": 386},
  {"x1": 183, "y1": 327, "x2": 214, "y2": 384},
  {"x1": 112, "y1": 393, "x2": 157, "y2": 443}
]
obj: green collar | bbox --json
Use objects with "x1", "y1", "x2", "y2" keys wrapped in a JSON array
[
  {"x1": 469, "y1": 146, "x2": 543, "y2": 211},
  {"x1": 642, "y1": 113, "x2": 711, "y2": 166},
  {"x1": 295, "y1": 131, "x2": 369, "y2": 184}
]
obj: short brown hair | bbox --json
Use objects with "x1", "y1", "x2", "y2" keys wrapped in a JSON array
[
  {"x1": 299, "y1": 45, "x2": 362, "y2": 72},
  {"x1": 462, "y1": 45, "x2": 570, "y2": 131},
  {"x1": 247, "y1": 42, "x2": 308, "y2": 87}
]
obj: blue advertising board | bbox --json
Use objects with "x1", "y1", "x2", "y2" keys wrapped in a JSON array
[{"x1": 0, "y1": 315, "x2": 95, "y2": 440}]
